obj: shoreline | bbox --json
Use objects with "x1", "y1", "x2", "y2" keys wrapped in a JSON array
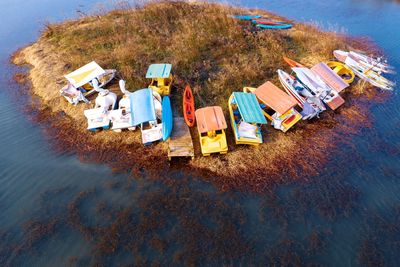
[{"x1": 11, "y1": 1, "x2": 390, "y2": 192}]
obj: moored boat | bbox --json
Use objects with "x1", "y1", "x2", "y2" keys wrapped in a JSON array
[{"x1": 183, "y1": 85, "x2": 196, "y2": 127}]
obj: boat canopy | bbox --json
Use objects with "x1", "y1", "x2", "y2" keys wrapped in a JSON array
[
  {"x1": 232, "y1": 92, "x2": 267, "y2": 124},
  {"x1": 254, "y1": 82, "x2": 297, "y2": 115},
  {"x1": 195, "y1": 106, "x2": 227, "y2": 133},
  {"x1": 311, "y1": 62, "x2": 349, "y2": 93},
  {"x1": 130, "y1": 88, "x2": 156, "y2": 126},
  {"x1": 146, "y1": 64, "x2": 172, "y2": 78},
  {"x1": 65, "y1": 61, "x2": 106, "y2": 88}
]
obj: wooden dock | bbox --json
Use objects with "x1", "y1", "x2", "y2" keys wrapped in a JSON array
[{"x1": 168, "y1": 117, "x2": 194, "y2": 160}]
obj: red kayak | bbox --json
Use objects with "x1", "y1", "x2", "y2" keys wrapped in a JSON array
[
  {"x1": 183, "y1": 85, "x2": 195, "y2": 127},
  {"x1": 283, "y1": 56, "x2": 305, "y2": 68}
]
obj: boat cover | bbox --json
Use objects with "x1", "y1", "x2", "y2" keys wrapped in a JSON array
[
  {"x1": 233, "y1": 92, "x2": 267, "y2": 124},
  {"x1": 311, "y1": 62, "x2": 349, "y2": 93},
  {"x1": 130, "y1": 88, "x2": 156, "y2": 126},
  {"x1": 254, "y1": 82, "x2": 297, "y2": 115},
  {"x1": 195, "y1": 106, "x2": 227, "y2": 133},
  {"x1": 146, "y1": 64, "x2": 172, "y2": 78},
  {"x1": 65, "y1": 61, "x2": 106, "y2": 88}
]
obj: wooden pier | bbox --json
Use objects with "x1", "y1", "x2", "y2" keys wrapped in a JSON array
[{"x1": 168, "y1": 117, "x2": 194, "y2": 160}]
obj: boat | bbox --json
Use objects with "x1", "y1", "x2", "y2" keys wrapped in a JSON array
[
  {"x1": 108, "y1": 80, "x2": 136, "y2": 132},
  {"x1": 311, "y1": 62, "x2": 349, "y2": 93},
  {"x1": 326, "y1": 61, "x2": 355, "y2": 84},
  {"x1": 183, "y1": 85, "x2": 195, "y2": 127},
  {"x1": 334, "y1": 50, "x2": 395, "y2": 74},
  {"x1": 344, "y1": 56, "x2": 395, "y2": 90},
  {"x1": 146, "y1": 63, "x2": 173, "y2": 95},
  {"x1": 283, "y1": 56, "x2": 304, "y2": 68},
  {"x1": 291, "y1": 67, "x2": 345, "y2": 110},
  {"x1": 83, "y1": 79, "x2": 117, "y2": 131},
  {"x1": 232, "y1": 14, "x2": 262, "y2": 20},
  {"x1": 130, "y1": 88, "x2": 163, "y2": 145},
  {"x1": 60, "y1": 61, "x2": 116, "y2": 104},
  {"x1": 243, "y1": 82, "x2": 302, "y2": 132},
  {"x1": 252, "y1": 19, "x2": 290, "y2": 26},
  {"x1": 162, "y1": 96, "x2": 173, "y2": 141},
  {"x1": 228, "y1": 92, "x2": 267, "y2": 145},
  {"x1": 195, "y1": 106, "x2": 228, "y2": 156},
  {"x1": 277, "y1": 69, "x2": 325, "y2": 120},
  {"x1": 256, "y1": 23, "x2": 292, "y2": 29}
]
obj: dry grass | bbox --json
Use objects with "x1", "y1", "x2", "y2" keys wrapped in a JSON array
[{"x1": 12, "y1": 1, "x2": 387, "y2": 191}]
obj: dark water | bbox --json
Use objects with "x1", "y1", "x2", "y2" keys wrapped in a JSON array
[{"x1": 0, "y1": 0, "x2": 399, "y2": 266}]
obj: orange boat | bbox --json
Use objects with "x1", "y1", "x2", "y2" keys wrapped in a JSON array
[
  {"x1": 183, "y1": 85, "x2": 195, "y2": 127},
  {"x1": 283, "y1": 56, "x2": 304, "y2": 68}
]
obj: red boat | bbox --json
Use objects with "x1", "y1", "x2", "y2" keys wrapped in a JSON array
[
  {"x1": 183, "y1": 85, "x2": 195, "y2": 127},
  {"x1": 283, "y1": 56, "x2": 305, "y2": 68}
]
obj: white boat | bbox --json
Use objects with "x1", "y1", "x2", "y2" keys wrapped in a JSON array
[
  {"x1": 334, "y1": 50, "x2": 395, "y2": 74},
  {"x1": 108, "y1": 80, "x2": 136, "y2": 132},
  {"x1": 278, "y1": 69, "x2": 325, "y2": 120},
  {"x1": 292, "y1": 67, "x2": 345, "y2": 110}
]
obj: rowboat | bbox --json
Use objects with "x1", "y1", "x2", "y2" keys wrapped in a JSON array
[
  {"x1": 162, "y1": 96, "x2": 173, "y2": 141},
  {"x1": 283, "y1": 56, "x2": 304, "y2": 68},
  {"x1": 183, "y1": 85, "x2": 195, "y2": 127},
  {"x1": 228, "y1": 92, "x2": 267, "y2": 145},
  {"x1": 195, "y1": 106, "x2": 228, "y2": 156},
  {"x1": 334, "y1": 50, "x2": 395, "y2": 74},
  {"x1": 277, "y1": 69, "x2": 325, "y2": 120},
  {"x1": 326, "y1": 61, "x2": 355, "y2": 84}
]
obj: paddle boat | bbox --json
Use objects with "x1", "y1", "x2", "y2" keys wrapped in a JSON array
[
  {"x1": 291, "y1": 67, "x2": 345, "y2": 110},
  {"x1": 83, "y1": 80, "x2": 117, "y2": 131},
  {"x1": 326, "y1": 61, "x2": 355, "y2": 84},
  {"x1": 60, "y1": 61, "x2": 116, "y2": 105},
  {"x1": 228, "y1": 92, "x2": 267, "y2": 145},
  {"x1": 195, "y1": 106, "x2": 228, "y2": 156},
  {"x1": 334, "y1": 50, "x2": 395, "y2": 74},
  {"x1": 311, "y1": 62, "x2": 350, "y2": 94},
  {"x1": 277, "y1": 69, "x2": 325, "y2": 120},
  {"x1": 130, "y1": 88, "x2": 163, "y2": 145},
  {"x1": 183, "y1": 85, "x2": 196, "y2": 127},
  {"x1": 243, "y1": 82, "x2": 302, "y2": 132},
  {"x1": 108, "y1": 80, "x2": 136, "y2": 132},
  {"x1": 146, "y1": 63, "x2": 173, "y2": 95},
  {"x1": 342, "y1": 56, "x2": 395, "y2": 90},
  {"x1": 162, "y1": 96, "x2": 173, "y2": 141}
]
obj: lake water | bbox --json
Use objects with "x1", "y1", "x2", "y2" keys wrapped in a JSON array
[{"x1": 0, "y1": 0, "x2": 399, "y2": 266}]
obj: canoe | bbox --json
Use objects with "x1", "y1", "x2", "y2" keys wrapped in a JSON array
[
  {"x1": 326, "y1": 61, "x2": 355, "y2": 84},
  {"x1": 162, "y1": 96, "x2": 173, "y2": 141},
  {"x1": 257, "y1": 23, "x2": 292, "y2": 29},
  {"x1": 283, "y1": 56, "x2": 304, "y2": 68},
  {"x1": 183, "y1": 85, "x2": 196, "y2": 127},
  {"x1": 232, "y1": 14, "x2": 262, "y2": 20},
  {"x1": 252, "y1": 19, "x2": 287, "y2": 25}
]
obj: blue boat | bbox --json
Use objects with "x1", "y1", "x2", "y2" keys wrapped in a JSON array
[
  {"x1": 232, "y1": 14, "x2": 262, "y2": 21},
  {"x1": 162, "y1": 96, "x2": 173, "y2": 141},
  {"x1": 256, "y1": 23, "x2": 293, "y2": 29}
]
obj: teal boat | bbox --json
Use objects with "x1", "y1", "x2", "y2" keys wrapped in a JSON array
[
  {"x1": 257, "y1": 23, "x2": 292, "y2": 29},
  {"x1": 162, "y1": 96, "x2": 173, "y2": 141},
  {"x1": 232, "y1": 14, "x2": 262, "y2": 21}
]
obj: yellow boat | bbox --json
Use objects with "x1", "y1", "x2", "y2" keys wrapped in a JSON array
[
  {"x1": 195, "y1": 106, "x2": 228, "y2": 156},
  {"x1": 146, "y1": 64, "x2": 173, "y2": 95},
  {"x1": 243, "y1": 82, "x2": 302, "y2": 132},
  {"x1": 228, "y1": 92, "x2": 267, "y2": 145},
  {"x1": 326, "y1": 61, "x2": 355, "y2": 84}
]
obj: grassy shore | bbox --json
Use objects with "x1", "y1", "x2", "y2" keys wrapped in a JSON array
[{"x1": 12, "y1": 1, "x2": 385, "y2": 191}]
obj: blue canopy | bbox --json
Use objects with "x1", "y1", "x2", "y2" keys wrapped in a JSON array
[
  {"x1": 130, "y1": 88, "x2": 156, "y2": 126},
  {"x1": 233, "y1": 92, "x2": 267, "y2": 124},
  {"x1": 146, "y1": 64, "x2": 172, "y2": 78}
]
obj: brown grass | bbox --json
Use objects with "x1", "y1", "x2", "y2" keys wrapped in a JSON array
[{"x1": 12, "y1": 1, "x2": 388, "y2": 192}]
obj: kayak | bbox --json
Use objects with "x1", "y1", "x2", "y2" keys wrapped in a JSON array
[
  {"x1": 252, "y1": 19, "x2": 288, "y2": 26},
  {"x1": 162, "y1": 96, "x2": 173, "y2": 141},
  {"x1": 283, "y1": 56, "x2": 304, "y2": 68},
  {"x1": 257, "y1": 23, "x2": 292, "y2": 29},
  {"x1": 232, "y1": 14, "x2": 262, "y2": 21},
  {"x1": 183, "y1": 85, "x2": 196, "y2": 127}
]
